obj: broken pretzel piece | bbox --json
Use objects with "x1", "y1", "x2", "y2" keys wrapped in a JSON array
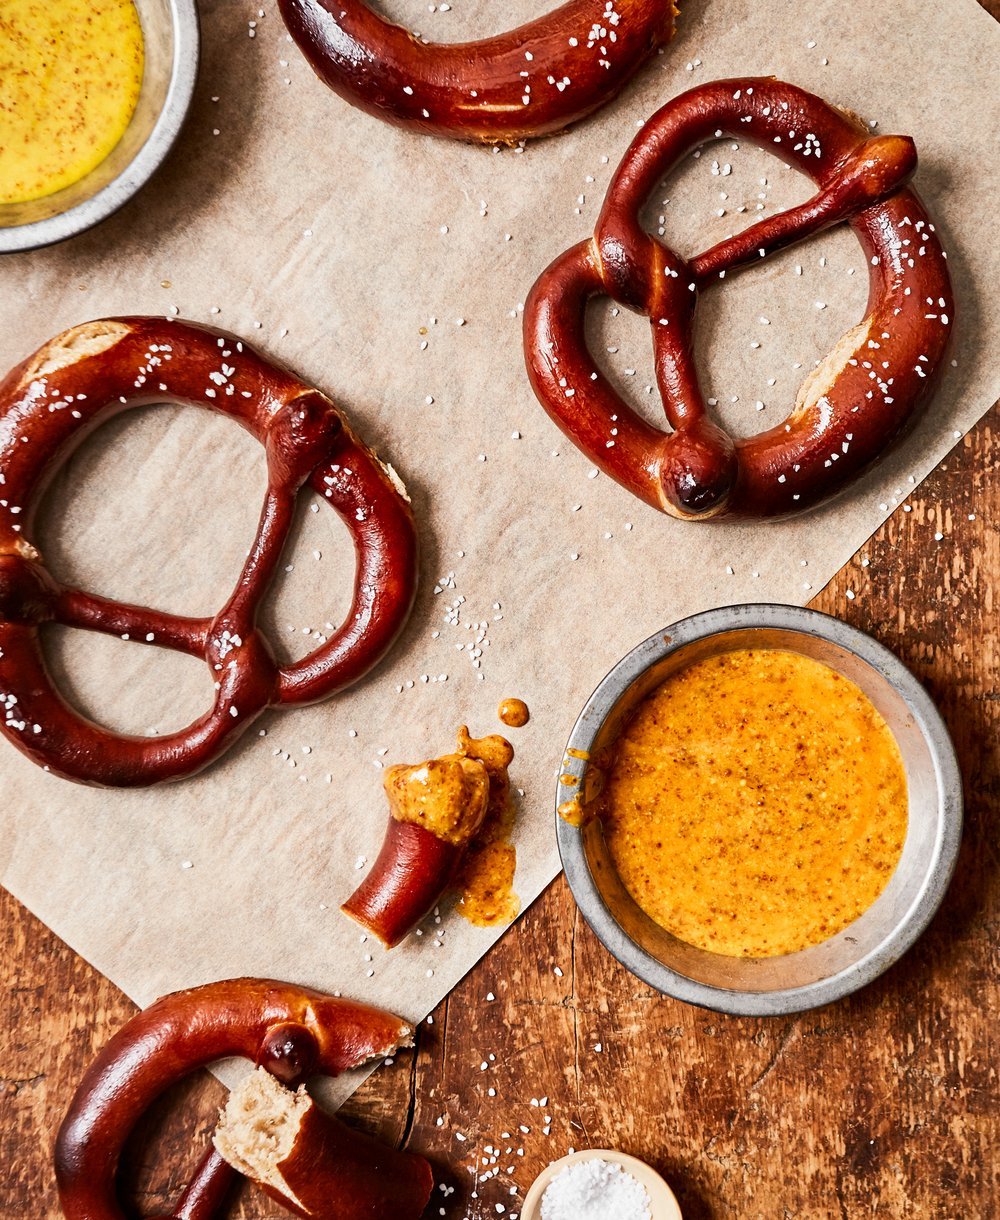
[
  {"x1": 54, "y1": 978, "x2": 430, "y2": 1220},
  {"x1": 342, "y1": 726, "x2": 514, "y2": 947},
  {"x1": 214, "y1": 1068, "x2": 432, "y2": 1220}
]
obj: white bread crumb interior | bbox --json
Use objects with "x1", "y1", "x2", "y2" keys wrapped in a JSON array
[
  {"x1": 213, "y1": 1066, "x2": 311, "y2": 1210},
  {"x1": 791, "y1": 315, "x2": 871, "y2": 423}
]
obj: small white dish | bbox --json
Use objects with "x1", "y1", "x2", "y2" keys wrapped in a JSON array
[{"x1": 521, "y1": 1149, "x2": 683, "y2": 1220}]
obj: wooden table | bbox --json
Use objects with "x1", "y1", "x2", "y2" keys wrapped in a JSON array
[
  {"x1": 7, "y1": 428, "x2": 997, "y2": 1220},
  {"x1": 4, "y1": 19, "x2": 998, "y2": 1218}
]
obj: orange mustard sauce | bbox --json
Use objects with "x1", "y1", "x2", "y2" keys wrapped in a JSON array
[
  {"x1": 601, "y1": 649, "x2": 907, "y2": 957},
  {"x1": 384, "y1": 750, "x2": 490, "y2": 847},
  {"x1": 498, "y1": 697, "x2": 530, "y2": 728},
  {"x1": 558, "y1": 796, "x2": 586, "y2": 827},
  {"x1": 453, "y1": 729, "x2": 520, "y2": 927},
  {"x1": 387, "y1": 726, "x2": 520, "y2": 928}
]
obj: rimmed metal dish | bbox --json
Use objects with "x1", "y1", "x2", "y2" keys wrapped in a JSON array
[
  {"x1": 0, "y1": 0, "x2": 199, "y2": 254},
  {"x1": 556, "y1": 604, "x2": 962, "y2": 1016}
]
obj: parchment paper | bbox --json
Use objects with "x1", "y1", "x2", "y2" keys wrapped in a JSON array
[{"x1": 1, "y1": 0, "x2": 997, "y2": 1106}]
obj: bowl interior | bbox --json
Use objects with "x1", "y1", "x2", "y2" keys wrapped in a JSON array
[
  {"x1": 0, "y1": 0, "x2": 176, "y2": 230},
  {"x1": 568, "y1": 624, "x2": 950, "y2": 997}
]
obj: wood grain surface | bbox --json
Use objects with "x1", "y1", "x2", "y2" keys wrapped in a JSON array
[
  {"x1": 5, "y1": 409, "x2": 997, "y2": 1219},
  {"x1": 3, "y1": 7, "x2": 998, "y2": 1214}
]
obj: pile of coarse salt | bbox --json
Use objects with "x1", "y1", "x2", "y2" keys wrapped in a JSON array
[{"x1": 540, "y1": 1157, "x2": 652, "y2": 1220}]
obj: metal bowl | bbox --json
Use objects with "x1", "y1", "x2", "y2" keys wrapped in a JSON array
[
  {"x1": 0, "y1": 0, "x2": 199, "y2": 254},
  {"x1": 556, "y1": 604, "x2": 962, "y2": 1016}
]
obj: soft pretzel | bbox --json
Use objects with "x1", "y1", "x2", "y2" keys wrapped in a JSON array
[
  {"x1": 278, "y1": 0, "x2": 679, "y2": 143},
  {"x1": 215, "y1": 1067, "x2": 432, "y2": 1219},
  {"x1": 0, "y1": 317, "x2": 417, "y2": 786},
  {"x1": 524, "y1": 78, "x2": 955, "y2": 518},
  {"x1": 343, "y1": 727, "x2": 514, "y2": 947},
  {"x1": 54, "y1": 978, "x2": 433, "y2": 1220}
]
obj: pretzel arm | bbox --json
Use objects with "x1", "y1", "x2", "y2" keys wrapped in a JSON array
[
  {"x1": 168, "y1": 1148, "x2": 240, "y2": 1220},
  {"x1": 54, "y1": 589, "x2": 210, "y2": 655},
  {"x1": 731, "y1": 192, "x2": 951, "y2": 516},
  {"x1": 691, "y1": 137, "x2": 918, "y2": 285},
  {"x1": 277, "y1": 432, "x2": 418, "y2": 705},
  {"x1": 0, "y1": 626, "x2": 271, "y2": 786},
  {"x1": 278, "y1": 0, "x2": 678, "y2": 143},
  {"x1": 524, "y1": 240, "x2": 666, "y2": 509}
]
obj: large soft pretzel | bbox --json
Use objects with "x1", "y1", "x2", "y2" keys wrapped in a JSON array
[
  {"x1": 54, "y1": 978, "x2": 433, "y2": 1220},
  {"x1": 0, "y1": 318, "x2": 417, "y2": 786},
  {"x1": 524, "y1": 78, "x2": 955, "y2": 518},
  {"x1": 278, "y1": 0, "x2": 678, "y2": 143}
]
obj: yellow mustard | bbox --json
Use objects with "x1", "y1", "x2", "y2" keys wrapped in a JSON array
[{"x1": 0, "y1": 0, "x2": 144, "y2": 205}]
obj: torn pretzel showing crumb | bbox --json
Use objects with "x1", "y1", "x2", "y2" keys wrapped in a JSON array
[{"x1": 215, "y1": 1067, "x2": 432, "y2": 1220}]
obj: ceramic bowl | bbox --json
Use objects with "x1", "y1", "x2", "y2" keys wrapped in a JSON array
[
  {"x1": 0, "y1": 0, "x2": 199, "y2": 253},
  {"x1": 522, "y1": 1149, "x2": 683, "y2": 1220},
  {"x1": 556, "y1": 604, "x2": 962, "y2": 1016}
]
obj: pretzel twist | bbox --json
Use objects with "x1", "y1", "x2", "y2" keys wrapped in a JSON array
[
  {"x1": 0, "y1": 318, "x2": 417, "y2": 786},
  {"x1": 54, "y1": 978, "x2": 432, "y2": 1220},
  {"x1": 524, "y1": 78, "x2": 955, "y2": 518},
  {"x1": 278, "y1": 0, "x2": 678, "y2": 143}
]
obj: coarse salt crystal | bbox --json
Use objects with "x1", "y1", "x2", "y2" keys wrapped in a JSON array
[{"x1": 540, "y1": 1157, "x2": 651, "y2": 1220}]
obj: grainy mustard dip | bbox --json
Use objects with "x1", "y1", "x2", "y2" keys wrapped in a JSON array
[
  {"x1": 0, "y1": 0, "x2": 144, "y2": 205},
  {"x1": 453, "y1": 729, "x2": 520, "y2": 928},
  {"x1": 387, "y1": 727, "x2": 520, "y2": 928},
  {"x1": 602, "y1": 649, "x2": 907, "y2": 957}
]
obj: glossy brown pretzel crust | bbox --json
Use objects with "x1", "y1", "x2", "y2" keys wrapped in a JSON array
[
  {"x1": 53, "y1": 978, "x2": 432, "y2": 1220},
  {"x1": 278, "y1": 0, "x2": 678, "y2": 143},
  {"x1": 0, "y1": 317, "x2": 417, "y2": 786},
  {"x1": 524, "y1": 78, "x2": 955, "y2": 518}
]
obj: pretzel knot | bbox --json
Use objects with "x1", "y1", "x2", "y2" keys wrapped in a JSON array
[
  {"x1": 0, "y1": 318, "x2": 417, "y2": 786},
  {"x1": 524, "y1": 78, "x2": 955, "y2": 519},
  {"x1": 54, "y1": 979, "x2": 433, "y2": 1220}
]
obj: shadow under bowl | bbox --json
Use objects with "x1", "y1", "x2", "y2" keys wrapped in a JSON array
[
  {"x1": 0, "y1": 0, "x2": 199, "y2": 253},
  {"x1": 555, "y1": 604, "x2": 962, "y2": 1016}
]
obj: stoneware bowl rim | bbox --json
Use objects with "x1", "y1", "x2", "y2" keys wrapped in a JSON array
[{"x1": 555, "y1": 603, "x2": 963, "y2": 1016}]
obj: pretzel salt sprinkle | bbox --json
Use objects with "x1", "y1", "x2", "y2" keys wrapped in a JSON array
[
  {"x1": 0, "y1": 318, "x2": 417, "y2": 785},
  {"x1": 524, "y1": 78, "x2": 954, "y2": 519}
]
